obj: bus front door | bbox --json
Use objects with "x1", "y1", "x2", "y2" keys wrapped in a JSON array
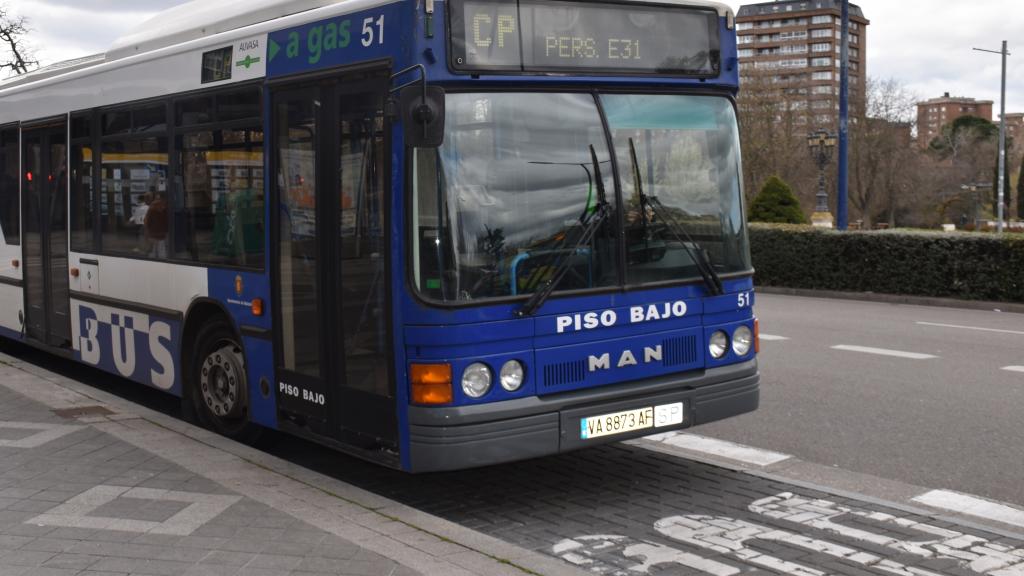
[
  {"x1": 271, "y1": 67, "x2": 396, "y2": 457},
  {"x1": 21, "y1": 122, "x2": 71, "y2": 348}
]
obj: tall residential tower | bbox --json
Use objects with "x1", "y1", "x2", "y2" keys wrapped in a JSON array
[{"x1": 736, "y1": 0, "x2": 869, "y2": 127}]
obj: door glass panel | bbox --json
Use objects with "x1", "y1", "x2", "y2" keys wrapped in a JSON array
[
  {"x1": 49, "y1": 136, "x2": 70, "y2": 343},
  {"x1": 22, "y1": 136, "x2": 44, "y2": 340},
  {"x1": 277, "y1": 95, "x2": 321, "y2": 377},
  {"x1": 338, "y1": 86, "x2": 391, "y2": 397}
]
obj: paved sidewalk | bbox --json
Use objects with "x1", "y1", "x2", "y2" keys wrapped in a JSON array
[{"x1": 0, "y1": 349, "x2": 585, "y2": 576}]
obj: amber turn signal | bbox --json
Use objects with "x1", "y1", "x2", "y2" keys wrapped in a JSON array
[
  {"x1": 411, "y1": 363, "x2": 453, "y2": 405},
  {"x1": 70, "y1": 268, "x2": 80, "y2": 278},
  {"x1": 251, "y1": 298, "x2": 264, "y2": 317},
  {"x1": 11, "y1": 260, "x2": 18, "y2": 269}
]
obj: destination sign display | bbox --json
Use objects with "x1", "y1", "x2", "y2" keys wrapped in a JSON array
[{"x1": 449, "y1": 0, "x2": 720, "y2": 76}]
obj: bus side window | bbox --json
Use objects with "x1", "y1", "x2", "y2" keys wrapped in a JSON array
[{"x1": 0, "y1": 128, "x2": 19, "y2": 246}]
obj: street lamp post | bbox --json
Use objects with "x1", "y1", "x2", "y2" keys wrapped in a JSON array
[
  {"x1": 808, "y1": 130, "x2": 837, "y2": 229},
  {"x1": 973, "y1": 41, "x2": 1011, "y2": 234}
]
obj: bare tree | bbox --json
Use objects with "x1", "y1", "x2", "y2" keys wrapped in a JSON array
[
  {"x1": 737, "y1": 70, "x2": 818, "y2": 213},
  {"x1": 0, "y1": 3, "x2": 37, "y2": 76},
  {"x1": 847, "y1": 78, "x2": 922, "y2": 227}
]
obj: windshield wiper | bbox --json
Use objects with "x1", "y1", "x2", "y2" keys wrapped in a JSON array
[
  {"x1": 629, "y1": 138, "x2": 724, "y2": 296},
  {"x1": 516, "y1": 145, "x2": 610, "y2": 318}
]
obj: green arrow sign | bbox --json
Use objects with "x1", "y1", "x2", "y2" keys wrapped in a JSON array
[
  {"x1": 236, "y1": 55, "x2": 261, "y2": 69},
  {"x1": 268, "y1": 38, "x2": 281, "y2": 63}
]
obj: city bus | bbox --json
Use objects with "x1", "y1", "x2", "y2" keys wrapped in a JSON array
[{"x1": 0, "y1": 0, "x2": 759, "y2": 472}]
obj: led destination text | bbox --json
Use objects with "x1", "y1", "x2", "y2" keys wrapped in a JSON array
[
  {"x1": 472, "y1": 13, "x2": 642, "y2": 62},
  {"x1": 542, "y1": 36, "x2": 641, "y2": 61}
]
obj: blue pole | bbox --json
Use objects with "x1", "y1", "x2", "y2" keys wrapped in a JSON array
[{"x1": 837, "y1": 0, "x2": 850, "y2": 230}]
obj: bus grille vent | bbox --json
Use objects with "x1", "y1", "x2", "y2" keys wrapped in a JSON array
[
  {"x1": 543, "y1": 360, "x2": 586, "y2": 388},
  {"x1": 662, "y1": 335, "x2": 699, "y2": 367}
]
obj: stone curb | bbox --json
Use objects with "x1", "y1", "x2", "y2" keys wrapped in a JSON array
[
  {"x1": 0, "y1": 351, "x2": 590, "y2": 576},
  {"x1": 756, "y1": 286, "x2": 1024, "y2": 314}
]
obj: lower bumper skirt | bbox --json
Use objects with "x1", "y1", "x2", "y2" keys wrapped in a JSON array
[{"x1": 407, "y1": 360, "x2": 759, "y2": 472}]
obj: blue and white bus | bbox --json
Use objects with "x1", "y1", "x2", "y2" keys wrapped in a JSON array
[{"x1": 0, "y1": 0, "x2": 758, "y2": 472}]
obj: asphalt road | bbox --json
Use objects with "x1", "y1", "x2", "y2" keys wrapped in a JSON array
[{"x1": 701, "y1": 292, "x2": 1024, "y2": 506}]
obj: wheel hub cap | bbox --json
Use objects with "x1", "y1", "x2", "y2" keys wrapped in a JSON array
[{"x1": 201, "y1": 344, "x2": 244, "y2": 418}]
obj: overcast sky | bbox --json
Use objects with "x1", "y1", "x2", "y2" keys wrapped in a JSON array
[{"x1": 6, "y1": 0, "x2": 1024, "y2": 117}]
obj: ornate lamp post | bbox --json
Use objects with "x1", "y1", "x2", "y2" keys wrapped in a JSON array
[{"x1": 807, "y1": 130, "x2": 837, "y2": 229}]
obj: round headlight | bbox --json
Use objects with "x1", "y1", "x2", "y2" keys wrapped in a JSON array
[
  {"x1": 733, "y1": 325, "x2": 753, "y2": 356},
  {"x1": 500, "y1": 360, "x2": 525, "y2": 392},
  {"x1": 709, "y1": 331, "x2": 729, "y2": 359},
  {"x1": 461, "y1": 363, "x2": 492, "y2": 398}
]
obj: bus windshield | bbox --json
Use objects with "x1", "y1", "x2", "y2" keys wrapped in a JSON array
[{"x1": 411, "y1": 92, "x2": 750, "y2": 303}]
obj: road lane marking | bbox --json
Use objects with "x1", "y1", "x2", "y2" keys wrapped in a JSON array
[
  {"x1": 759, "y1": 334, "x2": 790, "y2": 341},
  {"x1": 917, "y1": 321, "x2": 1024, "y2": 336},
  {"x1": 831, "y1": 345, "x2": 938, "y2": 360},
  {"x1": 1002, "y1": 366, "x2": 1024, "y2": 373},
  {"x1": 913, "y1": 490, "x2": 1024, "y2": 530},
  {"x1": 642, "y1": 432, "x2": 792, "y2": 467}
]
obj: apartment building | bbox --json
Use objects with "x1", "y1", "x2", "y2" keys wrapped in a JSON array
[
  {"x1": 736, "y1": 0, "x2": 869, "y2": 128},
  {"x1": 916, "y1": 93, "x2": 994, "y2": 147},
  {"x1": 1001, "y1": 112, "x2": 1024, "y2": 143}
]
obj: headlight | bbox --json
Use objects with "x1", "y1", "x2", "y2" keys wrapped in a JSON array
[
  {"x1": 500, "y1": 360, "x2": 525, "y2": 392},
  {"x1": 709, "y1": 331, "x2": 729, "y2": 359},
  {"x1": 461, "y1": 363, "x2": 492, "y2": 398},
  {"x1": 733, "y1": 326, "x2": 753, "y2": 356}
]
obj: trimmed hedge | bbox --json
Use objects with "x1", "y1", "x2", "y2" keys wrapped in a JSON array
[{"x1": 750, "y1": 224, "x2": 1024, "y2": 303}]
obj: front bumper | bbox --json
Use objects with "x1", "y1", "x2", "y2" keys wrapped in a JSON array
[{"x1": 407, "y1": 359, "x2": 759, "y2": 472}]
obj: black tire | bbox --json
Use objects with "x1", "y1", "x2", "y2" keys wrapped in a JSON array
[{"x1": 187, "y1": 320, "x2": 262, "y2": 443}]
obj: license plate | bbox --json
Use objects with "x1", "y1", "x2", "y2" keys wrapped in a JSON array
[{"x1": 580, "y1": 402, "x2": 684, "y2": 440}]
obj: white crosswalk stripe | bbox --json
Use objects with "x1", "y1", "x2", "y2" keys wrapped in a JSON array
[
  {"x1": 642, "y1": 432, "x2": 792, "y2": 467},
  {"x1": 913, "y1": 490, "x2": 1024, "y2": 530}
]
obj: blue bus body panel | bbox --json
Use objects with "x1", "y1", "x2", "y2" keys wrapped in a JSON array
[
  {"x1": 0, "y1": 325, "x2": 20, "y2": 341},
  {"x1": 72, "y1": 302, "x2": 184, "y2": 396},
  {"x1": 256, "y1": 0, "x2": 748, "y2": 469},
  {"x1": 266, "y1": 2, "x2": 411, "y2": 79},
  {"x1": 207, "y1": 269, "x2": 276, "y2": 429},
  {"x1": 401, "y1": 278, "x2": 755, "y2": 408}
]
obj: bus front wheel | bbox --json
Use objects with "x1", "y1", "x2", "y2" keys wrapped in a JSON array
[{"x1": 188, "y1": 320, "x2": 261, "y2": 443}]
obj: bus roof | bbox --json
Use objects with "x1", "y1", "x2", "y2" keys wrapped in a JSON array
[
  {"x1": 106, "y1": 0, "x2": 348, "y2": 62},
  {"x1": 0, "y1": 0, "x2": 736, "y2": 96},
  {"x1": 110, "y1": 0, "x2": 734, "y2": 63}
]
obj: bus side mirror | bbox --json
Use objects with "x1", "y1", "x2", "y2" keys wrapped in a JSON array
[{"x1": 400, "y1": 86, "x2": 445, "y2": 148}]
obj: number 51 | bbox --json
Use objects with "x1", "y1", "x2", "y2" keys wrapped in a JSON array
[
  {"x1": 361, "y1": 15, "x2": 384, "y2": 47},
  {"x1": 737, "y1": 292, "x2": 752, "y2": 308}
]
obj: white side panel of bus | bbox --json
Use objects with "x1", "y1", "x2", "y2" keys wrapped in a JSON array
[
  {"x1": 0, "y1": 33, "x2": 267, "y2": 124},
  {"x1": 0, "y1": 243, "x2": 21, "y2": 282},
  {"x1": 0, "y1": 241, "x2": 23, "y2": 335},
  {"x1": 0, "y1": 284, "x2": 22, "y2": 335},
  {"x1": 68, "y1": 254, "x2": 208, "y2": 318}
]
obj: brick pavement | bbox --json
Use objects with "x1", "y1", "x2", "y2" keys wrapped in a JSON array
[
  {"x1": 299, "y1": 426, "x2": 1024, "y2": 576},
  {"x1": 0, "y1": 349, "x2": 579, "y2": 576},
  {"x1": 344, "y1": 443, "x2": 1024, "y2": 575},
  {"x1": 0, "y1": 371, "x2": 419, "y2": 576}
]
